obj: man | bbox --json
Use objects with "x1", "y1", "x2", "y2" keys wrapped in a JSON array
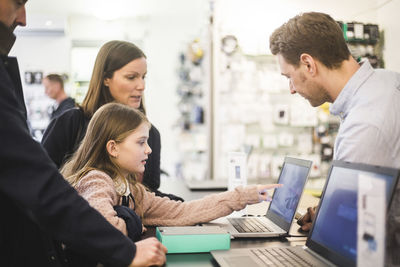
[
  {"x1": 43, "y1": 74, "x2": 75, "y2": 119},
  {"x1": 0, "y1": 0, "x2": 167, "y2": 266},
  {"x1": 270, "y1": 12, "x2": 400, "y2": 266}
]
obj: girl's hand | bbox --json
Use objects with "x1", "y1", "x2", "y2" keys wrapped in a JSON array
[{"x1": 257, "y1": 184, "x2": 283, "y2": 202}]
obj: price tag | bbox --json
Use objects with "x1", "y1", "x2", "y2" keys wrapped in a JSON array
[
  {"x1": 357, "y1": 174, "x2": 385, "y2": 267},
  {"x1": 227, "y1": 152, "x2": 247, "y2": 217}
]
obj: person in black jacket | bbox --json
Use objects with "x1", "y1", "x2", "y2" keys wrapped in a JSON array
[
  {"x1": 43, "y1": 73, "x2": 76, "y2": 120},
  {"x1": 41, "y1": 40, "x2": 183, "y2": 202},
  {"x1": 0, "y1": 0, "x2": 167, "y2": 266}
]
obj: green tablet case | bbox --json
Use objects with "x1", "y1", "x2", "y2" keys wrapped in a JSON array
[{"x1": 156, "y1": 226, "x2": 230, "y2": 253}]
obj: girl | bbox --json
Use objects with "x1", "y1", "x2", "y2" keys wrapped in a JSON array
[
  {"x1": 42, "y1": 40, "x2": 182, "y2": 201},
  {"x1": 61, "y1": 103, "x2": 282, "y2": 234}
]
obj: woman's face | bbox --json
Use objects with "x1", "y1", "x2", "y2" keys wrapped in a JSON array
[{"x1": 104, "y1": 57, "x2": 147, "y2": 109}]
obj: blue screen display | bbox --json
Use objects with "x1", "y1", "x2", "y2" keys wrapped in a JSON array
[
  {"x1": 310, "y1": 166, "x2": 393, "y2": 261},
  {"x1": 269, "y1": 163, "x2": 309, "y2": 223}
]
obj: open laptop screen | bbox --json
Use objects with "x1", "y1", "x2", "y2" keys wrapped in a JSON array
[
  {"x1": 308, "y1": 161, "x2": 398, "y2": 265},
  {"x1": 269, "y1": 159, "x2": 311, "y2": 224}
]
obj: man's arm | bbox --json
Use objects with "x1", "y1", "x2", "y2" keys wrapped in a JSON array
[
  {"x1": 334, "y1": 122, "x2": 392, "y2": 167},
  {"x1": 0, "y1": 61, "x2": 135, "y2": 266},
  {"x1": 297, "y1": 122, "x2": 393, "y2": 231}
]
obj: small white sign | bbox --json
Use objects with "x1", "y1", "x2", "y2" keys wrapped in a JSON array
[
  {"x1": 228, "y1": 152, "x2": 247, "y2": 191},
  {"x1": 227, "y1": 152, "x2": 247, "y2": 217},
  {"x1": 357, "y1": 174, "x2": 386, "y2": 267}
]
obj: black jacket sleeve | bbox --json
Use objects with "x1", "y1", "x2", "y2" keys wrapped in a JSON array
[
  {"x1": 42, "y1": 107, "x2": 87, "y2": 168},
  {"x1": 143, "y1": 125, "x2": 184, "y2": 201},
  {"x1": 0, "y1": 57, "x2": 135, "y2": 266},
  {"x1": 51, "y1": 97, "x2": 76, "y2": 120},
  {"x1": 114, "y1": 205, "x2": 143, "y2": 242},
  {"x1": 143, "y1": 124, "x2": 161, "y2": 190}
]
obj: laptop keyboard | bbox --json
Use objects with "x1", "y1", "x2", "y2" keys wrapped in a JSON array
[
  {"x1": 251, "y1": 247, "x2": 315, "y2": 267},
  {"x1": 229, "y1": 218, "x2": 273, "y2": 233}
]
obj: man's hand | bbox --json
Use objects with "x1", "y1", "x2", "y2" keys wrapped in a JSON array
[
  {"x1": 129, "y1": 237, "x2": 167, "y2": 267},
  {"x1": 297, "y1": 206, "x2": 317, "y2": 231}
]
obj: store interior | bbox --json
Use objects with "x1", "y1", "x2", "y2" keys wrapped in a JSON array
[{"x1": 11, "y1": 0, "x2": 400, "y2": 192}]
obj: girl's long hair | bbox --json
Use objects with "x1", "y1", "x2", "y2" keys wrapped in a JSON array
[{"x1": 61, "y1": 102, "x2": 150, "y2": 215}]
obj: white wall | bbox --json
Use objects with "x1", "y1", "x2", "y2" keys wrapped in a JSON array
[
  {"x1": 377, "y1": 0, "x2": 400, "y2": 72},
  {"x1": 143, "y1": 1, "x2": 209, "y2": 175},
  {"x1": 10, "y1": 36, "x2": 71, "y2": 77},
  {"x1": 214, "y1": 0, "x2": 378, "y2": 55}
]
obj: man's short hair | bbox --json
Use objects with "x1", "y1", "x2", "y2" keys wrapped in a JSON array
[
  {"x1": 45, "y1": 74, "x2": 64, "y2": 89},
  {"x1": 269, "y1": 12, "x2": 351, "y2": 69}
]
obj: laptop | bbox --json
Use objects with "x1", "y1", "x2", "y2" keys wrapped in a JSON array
[
  {"x1": 218, "y1": 157, "x2": 312, "y2": 238},
  {"x1": 211, "y1": 160, "x2": 400, "y2": 267}
]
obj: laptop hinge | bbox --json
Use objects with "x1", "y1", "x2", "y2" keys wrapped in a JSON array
[{"x1": 303, "y1": 246, "x2": 336, "y2": 266}]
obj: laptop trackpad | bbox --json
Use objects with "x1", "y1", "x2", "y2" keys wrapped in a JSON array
[{"x1": 224, "y1": 256, "x2": 258, "y2": 267}]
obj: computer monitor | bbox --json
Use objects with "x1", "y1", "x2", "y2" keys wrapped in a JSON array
[
  {"x1": 306, "y1": 161, "x2": 399, "y2": 266},
  {"x1": 265, "y1": 157, "x2": 312, "y2": 232},
  {"x1": 269, "y1": 160, "x2": 311, "y2": 223}
]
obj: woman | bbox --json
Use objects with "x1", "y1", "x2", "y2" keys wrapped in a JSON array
[
  {"x1": 42, "y1": 40, "x2": 182, "y2": 200},
  {"x1": 61, "y1": 103, "x2": 282, "y2": 232}
]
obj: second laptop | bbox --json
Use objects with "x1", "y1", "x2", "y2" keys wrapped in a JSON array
[{"x1": 224, "y1": 156, "x2": 312, "y2": 238}]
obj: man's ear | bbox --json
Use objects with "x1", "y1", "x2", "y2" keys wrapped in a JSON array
[
  {"x1": 300, "y1": 53, "x2": 317, "y2": 77},
  {"x1": 106, "y1": 140, "x2": 118, "y2": 158}
]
